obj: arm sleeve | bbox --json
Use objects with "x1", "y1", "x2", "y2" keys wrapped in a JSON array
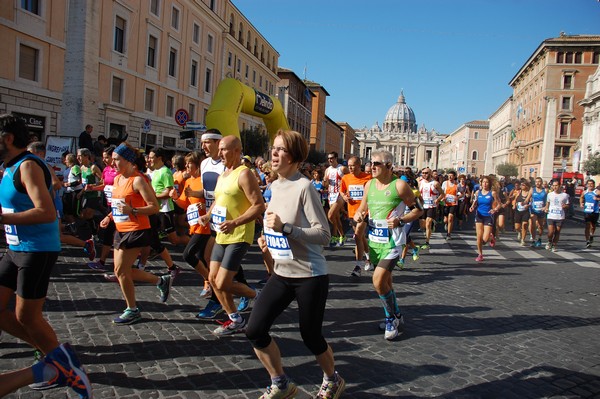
[{"x1": 289, "y1": 184, "x2": 331, "y2": 246}]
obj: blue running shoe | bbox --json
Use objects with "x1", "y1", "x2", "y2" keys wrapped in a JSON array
[
  {"x1": 33, "y1": 343, "x2": 93, "y2": 398},
  {"x1": 412, "y1": 246, "x2": 420, "y2": 261},
  {"x1": 196, "y1": 300, "x2": 224, "y2": 319},
  {"x1": 237, "y1": 295, "x2": 251, "y2": 312},
  {"x1": 157, "y1": 275, "x2": 172, "y2": 303},
  {"x1": 113, "y1": 308, "x2": 141, "y2": 325}
]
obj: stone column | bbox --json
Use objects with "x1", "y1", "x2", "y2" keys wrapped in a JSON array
[{"x1": 540, "y1": 98, "x2": 557, "y2": 181}]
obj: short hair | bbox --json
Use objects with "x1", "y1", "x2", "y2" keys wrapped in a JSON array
[
  {"x1": 77, "y1": 148, "x2": 92, "y2": 158},
  {"x1": 371, "y1": 150, "x2": 393, "y2": 166},
  {"x1": 458, "y1": 174, "x2": 466, "y2": 180},
  {"x1": 347, "y1": 156, "x2": 361, "y2": 165},
  {"x1": 328, "y1": 151, "x2": 338, "y2": 158},
  {"x1": 85, "y1": 124, "x2": 93, "y2": 129},
  {"x1": 0, "y1": 114, "x2": 30, "y2": 149},
  {"x1": 103, "y1": 145, "x2": 116, "y2": 156},
  {"x1": 27, "y1": 141, "x2": 46, "y2": 155},
  {"x1": 172, "y1": 154, "x2": 185, "y2": 171},
  {"x1": 65, "y1": 153, "x2": 78, "y2": 165},
  {"x1": 98, "y1": 135, "x2": 107, "y2": 142},
  {"x1": 150, "y1": 147, "x2": 166, "y2": 160},
  {"x1": 184, "y1": 151, "x2": 203, "y2": 167},
  {"x1": 447, "y1": 170, "x2": 457, "y2": 176},
  {"x1": 275, "y1": 129, "x2": 308, "y2": 164},
  {"x1": 587, "y1": 179, "x2": 596, "y2": 186}
]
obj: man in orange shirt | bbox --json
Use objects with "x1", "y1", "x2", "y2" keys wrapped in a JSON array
[
  {"x1": 442, "y1": 170, "x2": 459, "y2": 240},
  {"x1": 340, "y1": 156, "x2": 372, "y2": 277}
]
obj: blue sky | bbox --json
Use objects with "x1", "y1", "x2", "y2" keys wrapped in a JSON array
[{"x1": 234, "y1": 0, "x2": 600, "y2": 135}]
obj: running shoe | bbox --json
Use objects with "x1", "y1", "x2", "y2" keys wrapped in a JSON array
[
  {"x1": 586, "y1": 241, "x2": 591, "y2": 249},
  {"x1": 103, "y1": 273, "x2": 119, "y2": 282},
  {"x1": 590, "y1": 236, "x2": 595, "y2": 244},
  {"x1": 396, "y1": 258, "x2": 405, "y2": 269},
  {"x1": 86, "y1": 261, "x2": 105, "y2": 271},
  {"x1": 445, "y1": 234, "x2": 451, "y2": 241},
  {"x1": 213, "y1": 317, "x2": 246, "y2": 336},
  {"x1": 337, "y1": 236, "x2": 346, "y2": 247},
  {"x1": 420, "y1": 243, "x2": 430, "y2": 250},
  {"x1": 169, "y1": 265, "x2": 181, "y2": 281},
  {"x1": 475, "y1": 254, "x2": 484, "y2": 262},
  {"x1": 536, "y1": 238, "x2": 542, "y2": 248},
  {"x1": 520, "y1": 240, "x2": 526, "y2": 247},
  {"x1": 384, "y1": 316, "x2": 400, "y2": 340},
  {"x1": 364, "y1": 261, "x2": 374, "y2": 271},
  {"x1": 329, "y1": 236, "x2": 338, "y2": 247},
  {"x1": 517, "y1": 232, "x2": 521, "y2": 241},
  {"x1": 196, "y1": 300, "x2": 224, "y2": 319},
  {"x1": 113, "y1": 308, "x2": 141, "y2": 325},
  {"x1": 349, "y1": 265, "x2": 361, "y2": 277},
  {"x1": 412, "y1": 247, "x2": 420, "y2": 261},
  {"x1": 315, "y1": 372, "x2": 346, "y2": 399},
  {"x1": 83, "y1": 239, "x2": 95, "y2": 261},
  {"x1": 157, "y1": 275, "x2": 172, "y2": 303},
  {"x1": 200, "y1": 281, "x2": 212, "y2": 299},
  {"x1": 33, "y1": 343, "x2": 93, "y2": 398},
  {"x1": 489, "y1": 234, "x2": 496, "y2": 248},
  {"x1": 237, "y1": 295, "x2": 251, "y2": 312},
  {"x1": 551, "y1": 246, "x2": 558, "y2": 252},
  {"x1": 545, "y1": 243, "x2": 552, "y2": 251},
  {"x1": 259, "y1": 382, "x2": 298, "y2": 399}
]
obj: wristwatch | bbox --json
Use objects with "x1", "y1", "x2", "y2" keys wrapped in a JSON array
[
  {"x1": 132, "y1": 207, "x2": 139, "y2": 216},
  {"x1": 282, "y1": 223, "x2": 293, "y2": 236}
]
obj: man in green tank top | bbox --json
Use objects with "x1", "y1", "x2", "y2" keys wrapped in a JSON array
[{"x1": 353, "y1": 150, "x2": 423, "y2": 341}]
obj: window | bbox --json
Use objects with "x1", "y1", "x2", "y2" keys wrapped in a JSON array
[
  {"x1": 554, "y1": 145, "x2": 570, "y2": 158},
  {"x1": 111, "y1": 76, "x2": 123, "y2": 103},
  {"x1": 245, "y1": 65, "x2": 249, "y2": 79},
  {"x1": 556, "y1": 52, "x2": 564, "y2": 63},
  {"x1": 145, "y1": 88, "x2": 154, "y2": 112},
  {"x1": 471, "y1": 151, "x2": 478, "y2": 160},
  {"x1": 166, "y1": 95, "x2": 174, "y2": 117},
  {"x1": 147, "y1": 35, "x2": 157, "y2": 67},
  {"x1": 561, "y1": 97, "x2": 571, "y2": 110},
  {"x1": 168, "y1": 48, "x2": 177, "y2": 77},
  {"x1": 114, "y1": 16, "x2": 126, "y2": 53},
  {"x1": 575, "y1": 52, "x2": 582, "y2": 63},
  {"x1": 559, "y1": 121, "x2": 569, "y2": 137},
  {"x1": 236, "y1": 59, "x2": 241, "y2": 73},
  {"x1": 189, "y1": 103, "x2": 195, "y2": 121},
  {"x1": 21, "y1": 0, "x2": 40, "y2": 15},
  {"x1": 209, "y1": 0, "x2": 216, "y2": 11},
  {"x1": 193, "y1": 23, "x2": 200, "y2": 44},
  {"x1": 594, "y1": 52, "x2": 599, "y2": 64},
  {"x1": 171, "y1": 7, "x2": 179, "y2": 30},
  {"x1": 227, "y1": 52, "x2": 232, "y2": 67},
  {"x1": 207, "y1": 34, "x2": 214, "y2": 54},
  {"x1": 473, "y1": 131, "x2": 479, "y2": 139},
  {"x1": 150, "y1": 0, "x2": 160, "y2": 16},
  {"x1": 563, "y1": 75, "x2": 573, "y2": 89},
  {"x1": 205, "y1": 67, "x2": 212, "y2": 93},
  {"x1": 252, "y1": 70, "x2": 256, "y2": 83},
  {"x1": 163, "y1": 136, "x2": 176, "y2": 147},
  {"x1": 190, "y1": 60, "x2": 198, "y2": 87},
  {"x1": 259, "y1": 75, "x2": 263, "y2": 88},
  {"x1": 19, "y1": 44, "x2": 38, "y2": 81},
  {"x1": 565, "y1": 52, "x2": 573, "y2": 63}
]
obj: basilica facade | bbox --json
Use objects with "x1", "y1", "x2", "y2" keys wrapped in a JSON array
[{"x1": 355, "y1": 93, "x2": 444, "y2": 170}]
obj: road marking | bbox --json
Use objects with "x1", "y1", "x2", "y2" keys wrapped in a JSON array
[
  {"x1": 513, "y1": 250, "x2": 557, "y2": 265},
  {"x1": 549, "y1": 250, "x2": 600, "y2": 269}
]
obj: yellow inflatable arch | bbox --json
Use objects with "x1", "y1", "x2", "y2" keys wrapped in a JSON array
[{"x1": 206, "y1": 78, "x2": 290, "y2": 142}]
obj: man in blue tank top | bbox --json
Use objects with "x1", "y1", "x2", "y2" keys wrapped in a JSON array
[
  {"x1": 0, "y1": 115, "x2": 92, "y2": 398},
  {"x1": 580, "y1": 179, "x2": 600, "y2": 248}
]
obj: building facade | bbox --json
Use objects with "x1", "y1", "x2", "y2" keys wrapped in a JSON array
[
  {"x1": 508, "y1": 34, "x2": 600, "y2": 180},
  {"x1": 1, "y1": 0, "x2": 279, "y2": 152},
  {"x1": 304, "y1": 80, "x2": 329, "y2": 152},
  {"x1": 275, "y1": 67, "x2": 313, "y2": 144},
  {"x1": 337, "y1": 122, "x2": 359, "y2": 160},
  {"x1": 355, "y1": 93, "x2": 443, "y2": 169},
  {"x1": 485, "y1": 97, "x2": 513, "y2": 175},
  {"x1": 439, "y1": 121, "x2": 489, "y2": 176},
  {"x1": 579, "y1": 64, "x2": 600, "y2": 176}
]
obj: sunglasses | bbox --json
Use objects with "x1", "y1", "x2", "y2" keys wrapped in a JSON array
[
  {"x1": 371, "y1": 161, "x2": 387, "y2": 167},
  {"x1": 327, "y1": 157, "x2": 335, "y2": 160}
]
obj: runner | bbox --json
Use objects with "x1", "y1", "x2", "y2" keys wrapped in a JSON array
[
  {"x1": 441, "y1": 170, "x2": 459, "y2": 240},
  {"x1": 353, "y1": 150, "x2": 423, "y2": 340},
  {"x1": 513, "y1": 180, "x2": 532, "y2": 246},
  {"x1": 469, "y1": 175, "x2": 501, "y2": 262},
  {"x1": 340, "y1": 156, "x2": 371, "y2": 277},
  {"x1": 246, "y1": 130, "x2": 345, "y2": 399},
  {"x1": 324, "y1": 152, "x2": 348, "y2": 247},
  {"x1": 543, "y1": 180, "x2": 570, "y2": 252},
  {"x1": 529, "y1": 177, "x2": 547, "y2": 248},
  {"x1": 200, "y1": 135, "x2": 263, "y2": 336},
  {"x1": 418, "y1": 168, "x2": 442, "y2": 249},
  {"x1": 0, "y1": 114, "x2": 92, "y2": 398},
  {"x1": 456, "y1": 174, "x2": 471, "y2": 231},
  {"x1": 580, "y1": 179, "x2": 600, "y2": 248},
  {"x1": 99, "y1": 142, "x2": 172, "y2": 324}
]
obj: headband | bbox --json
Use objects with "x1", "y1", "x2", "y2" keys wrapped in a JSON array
[
  {"x1": 201, "y1": 132, "x2": 223, "y2": 141},
  {"x1": 114, "y1": 144, "x2": 136, "y2": 163}
]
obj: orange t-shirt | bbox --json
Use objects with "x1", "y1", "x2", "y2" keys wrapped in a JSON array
[
  {"x1": 175, "y1": 175, "x2": 210, "y2": 235},
  {"x1": 111, "y1": 173, "x2": 151, "y2": 232},
  {"x1": 340, "y1": 172, "x2": 371, "y2": 218},
  {"x1": 443, "y1": 181, "x2": 458, "y2": 206}
]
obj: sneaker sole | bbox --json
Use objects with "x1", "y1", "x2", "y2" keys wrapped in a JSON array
[{"x1": 113, "y1": 315, "x2": 141, "y2": 325}]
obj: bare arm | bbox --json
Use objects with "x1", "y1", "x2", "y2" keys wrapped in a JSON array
[{"x1": 219, "y1": 169, "x2": 265, "y2": 233}]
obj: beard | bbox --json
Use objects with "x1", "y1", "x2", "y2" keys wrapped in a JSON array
[{"x1": 0, "y1": 142, "x2": 8, "y2": 160}]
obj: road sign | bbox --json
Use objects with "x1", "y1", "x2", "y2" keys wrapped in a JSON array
[
  {"x1": 185, "y1": 122, "x2": 206, "y2": 131},
  {"x1": 530, "y1": 167, "x2": 535, "y2": 173},
  {"x1": 458, "y1": 167, "x2": 465, "y2": 173},
  {"x1": 142, "y1": 119, "x2": 151, "y2": 133},
  {"x1": 175, "y1": 109, "x2": 189, "y2": 127}
]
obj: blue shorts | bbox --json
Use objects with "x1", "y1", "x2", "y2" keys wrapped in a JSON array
[{"x1": 475, "y1": 212, "x2": 494, "y2": 226}]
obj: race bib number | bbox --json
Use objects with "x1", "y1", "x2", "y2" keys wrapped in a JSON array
[
  {"x1": 348, "y1": 185, "x2": 364, "y2": 200},
  {"x1": 103, "y1": 185, "x2": 113, "y2": 206},
  {"x1": 445, "y1": 194, "x2": 456, "y2": 204},
  {"x1": 584, "y1": 202, "x2": 595, "y2": 213},
  {"x1": 263, "y1": 225, "x2": 293, "y2": 260},
  {"x1": 517, "y1": 202, "x2": 527, "y2": 212},
  {"x1": 204, "y1": 191, "x2": 215, "y2": 208},
  {"x1": 368, "y1": 218, "x2": 390, "y2": 244},
  {"x1": 111, "y1": 199, "x2": 130, "y2": 223},
  {"x1": 328, "y1": 192, "x2": 340, "y2": 204},
  {"x1": 210, "y1": 205, "x2": 226, "y2": 232},
  {"x1": 1, "y1": 208, "x2": 19, "y2": 246},
  {"x1": 186, "y1": 204, "x2": 200, "y2": 226},
  {"x1": 532, "y1": 200, "x2": 543, "y2": 212}
]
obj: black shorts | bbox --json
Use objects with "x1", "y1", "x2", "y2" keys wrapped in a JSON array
[
  {"x1": 584, "y1": 213, "x2": 599, "y2": 225},
  {"x1": 457, "y1": 201, "x2": 468, "y2": 220},
  {"x1": 210, "y1": 242, "x2": 250, "y2": 272},
  {"x1": 475, "y1": 212, "x2": 494, "y2": 226},
  {"x1": 514, "y1": 210, "x2": 530, "y2": 223},
  {"x1": 444, "y1": 206, "x2": 458, "y2": 216},
  {"x1": 81, "y1": 195, "x2": 102, "y2": 211},
  {"x1": 0, "y1": 250, "x2": 58, "y2": 299},
  {"x1": 113, "y1": 229, "x2": 152, "y2": 250},
  {"x1": 158, "y1": 211, "x2": 176, "y2": 234},
  {"x1": 62, "y1": 190, "x2": 82, "y2": 216},
  {"x1": 173, "y1": 203, "x2": 185, "y2": 215},
  {"x1": 547, "y1": 219, "x2": 564, "y2": 228},
  {"x1": 420, "y1": 208, "x2": 437, "y2": 219}
]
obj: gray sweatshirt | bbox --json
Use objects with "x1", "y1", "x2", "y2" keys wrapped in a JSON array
[{"x1": 266, "y1": 171, "x2": 331, "y2": 278}]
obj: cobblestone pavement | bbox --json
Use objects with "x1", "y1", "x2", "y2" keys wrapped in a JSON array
[{"x1": 1, "y1": 218, "x2": 599, "y2": 398}]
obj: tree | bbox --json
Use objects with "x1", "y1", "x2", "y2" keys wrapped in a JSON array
[
  {"x1": 496, "y1": 162, "x2": 519, "y2": 178},
  {"x1": 306, "y1": 148, "x2": 327, "y2": 165},
  {"x1": 240, "y1": 127, "x2": 269, "y2": 158},
  {"x1": 582, "y1": 152, "x2": 600, "y2": 176}
]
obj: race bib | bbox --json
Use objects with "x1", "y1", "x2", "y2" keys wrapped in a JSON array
[
  {"x1": 111, "y1": 198, "x2": 130, "y2": 223},
  {"x1": 159, "y1": 198, "x2": 171, "y2": 213},
  {"x1": 210, "y1": 205, "x2": 226, "y2": 232},
  {"x1": 1, "y1": 208, "x2": 19, "y2": 246},
  {"x1": 328, "y1": 192, "x2": 340, "y2": 204},
  {"x1": 584, "y1": 202, "x2": 595, "y2": 213},
  {"x1": 204, "y1": 190, "x2": 215, "y2": 208},
  {"x1": 532, "y1": 200, "x2": 543, "y2": 211},
  {"x1": 368, "y1": 218, "x2": 389, "y2": 244},
  {"x1": 263, "y1": 225, "x2": 293, "y2": 260},
  {"x1": 186, "y1": 204, "x2": 200, "y2": 226},
  {"x1": 103, "y1": 185, "x2": 113, "y2": 206},
  {"x1": 348, "y1": 185, "x2": 364, "y2": 200},
  {"x1": 445, "y1": 194, "x2": 456, "y2": 204},
  {"x1": 517, "y1": 202, "x2": 527, "y2": 212}
]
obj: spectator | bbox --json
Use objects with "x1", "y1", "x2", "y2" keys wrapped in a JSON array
[{"x1": 78, "y1": 124, "x2": 94, "y2": 152}]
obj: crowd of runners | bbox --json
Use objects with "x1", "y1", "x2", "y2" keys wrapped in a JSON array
[{"x1": 0, "y1": 112, "x2": 599, "y2": 398}]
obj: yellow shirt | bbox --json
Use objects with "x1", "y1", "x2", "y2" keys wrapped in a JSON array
[{"x1": 213, "y1": 165, "x2": 255, "y2": 245}]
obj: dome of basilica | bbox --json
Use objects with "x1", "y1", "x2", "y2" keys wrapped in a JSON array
[{"x1": 383, "y1": 92, "x2": 417, "y2": 133}]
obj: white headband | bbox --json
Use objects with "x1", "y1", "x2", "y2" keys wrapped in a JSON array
[{"x1": 201, "y1": 133, "x2": 223, "y2": 141}]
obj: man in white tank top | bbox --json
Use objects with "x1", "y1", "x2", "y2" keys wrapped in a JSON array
[
  {"x1": 324, "y1": 152, "x2": 349, "y2": 247},
  {"x1": 418, "y1": 168, "x2": 442, "y2": 249}
]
